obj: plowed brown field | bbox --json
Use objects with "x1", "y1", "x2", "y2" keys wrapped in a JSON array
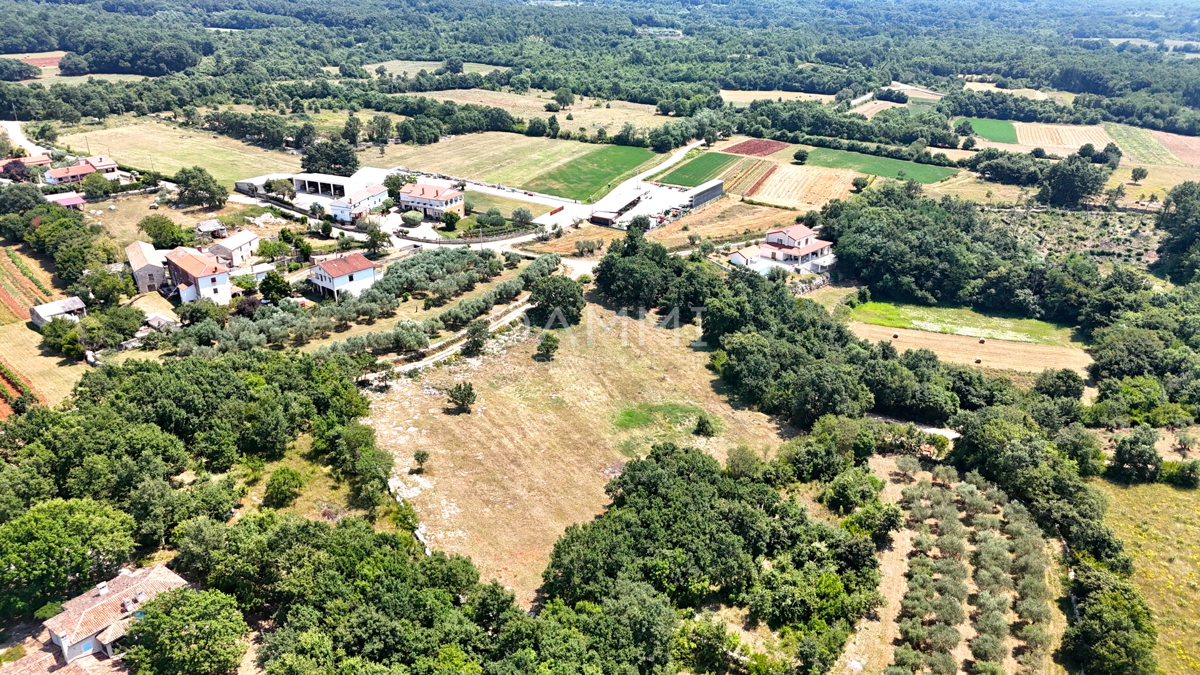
[
  {"x1": 724, "y1": 139, "x2": 792, "y2": 157},
  {"x1": 1151, "y1": 130, "x2": 1200, "y2": 166}
]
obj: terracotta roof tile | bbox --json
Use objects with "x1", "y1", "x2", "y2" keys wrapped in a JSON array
[
  {"x1": 315, "y1": 253, "x2": 379, "y2": 278},
  {"x1": 43, "y1": 565, "x2": 187, "y2": 645},
  {"x1": 165, "y1": 248, "x2": 228, "y2": 278},
  {"x1": 399, "y1": 183, "x2": 461, "y2": 202}
]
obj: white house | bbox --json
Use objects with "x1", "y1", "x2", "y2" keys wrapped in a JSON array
[
  {"x1": 399, "y1": 182, "x2": 465, "y2": 220},
  {"x1": 310, "y1": 253, "x2": 381, "y2": 299},
  {"x1": 39, "y1": 565, "x2": 187, "y2": 665},
  {"x1": 207, "y1": 229, "x2": 260, "y2": 267},
  {"x1": 728, "y1": 224, "x2": 836, "y2": 274},
  {"x1": 165, "y1": 247, "x2": 232, "y2": 304},
  {"x1": 330, "y1": 184, "x2": 388, "y2": 223}
]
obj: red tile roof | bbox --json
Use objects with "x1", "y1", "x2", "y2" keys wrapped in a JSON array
[
  {"x1": 0, "y1": 628, "x2": 117, "y2": 675},
  {"x1": 399, "y1": 183, "x2": 462, "y2": 202},
  {"x1": 43, "y1": 565, "x2": 187, "y2": 645},
  {"x1": 47, "y1": 164, "x2": 96, "y2": 180},
  {"x1": 337, "y1": 184, "x2": 387, "y2": 205},
  {"x1": 760, "y1": 239, "x2": 832, "y2": 257},
  {"x1": 165, "y1": 247, "x2": 228, "y2": 278},
  {"x1": 316, "y1": 252, "x2": 379, "y2": 278},
  {"x1": 765, "y1": 223, "x2": 816, "y2": 240},
  {"x1": 83, "y1": 156, "x2": 117, "y2": 172},
  {"x1": 18, "y1": 155, "x2": 52, "y2": 166}
]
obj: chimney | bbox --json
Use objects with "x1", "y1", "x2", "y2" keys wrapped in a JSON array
[
  {"x1": 96, "y1": 582, "x2": 109, "y2": 595},
  {"x1": 135, "y1": 591, "x2": 146, "y2": 603},
  {"x1": 122, "y1": 598, "x2": 134, "y2": 613}
]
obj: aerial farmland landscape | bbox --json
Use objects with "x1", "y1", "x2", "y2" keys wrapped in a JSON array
[{"x1": 1, "y1": 0, "x2": 1200, "y2": 674}]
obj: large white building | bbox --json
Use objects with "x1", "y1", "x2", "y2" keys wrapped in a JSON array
[
  {"x1": 398, "y1": 182, "x2": 465, "y2": 220},
  {"x1": 310, "y1": 253, "x2": 382, "y2": 300},
  {"x1": 165, "y1": 247, "x2": 232, "y2": 304},
  {"x1": 330, "y1": 184, "x2": 389, "y2": 223},
  {"x1": 729, "y1": 223, "x2": 836, "y2": 274}
]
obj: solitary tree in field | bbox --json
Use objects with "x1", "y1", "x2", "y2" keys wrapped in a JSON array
[
  {"x1": 511, "y1": 207, "x2": 534, "y2": 227},
  {"x1": 1131, "y1": 167, "x2": 1148, "y2": 184},
  {"x1": 694, "y1": 414, "x2": 717, "y2": 437},
  {"x1": 264, "y1": 466, "x2": 304, "y2": 507},
  {"x1": 553, "y1": 87, "x2": 575, "y2": 109},
  {"x1": 441, "y1": 211, "x2": 460, "y2": 228},
  {"x1": 793, "y1": 149, "x2": 809, "y2": 164},
  {"x1": 536, "y1": 331, "x2": 559, "y2": 360},
  {"x1": 447, "y1": 382, "x2": 476, "y2": 412},
  {"x1": 258, "y1": 271, "x2": 292, "y2": 304},
  {"x1": 413, "y1": 449, "x2": 430, "y2": 472},
  {"x1": 896, "y1": 455, "x2": 922, "y2": 480},
  {"x1": 462, "y1": 319, "x2": 490, "y2": 355},
  {"x1": 852, "y1": 177, "x2": 869, "y2": 192}
]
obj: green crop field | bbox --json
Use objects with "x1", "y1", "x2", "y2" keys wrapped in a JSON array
[
  {"x1": 850, "y1": 300, "x2": 1084, "y2": 347},
  {"x1": 1104, "y1": 123, "x2": 1185, "y2": 166},
  {"x1": 806, "y1": 148, "x2": 959, "y2": 183},
  {"x1": 522, "y1": 145, "x2": 657, "y2": 202},
  {"x1": 1100, "y1": 480, "x2": 1200, "y2": 674},
  {"x1": 959, "y1": 118, "x2": 1018, "y2": 143},
  {"x1": 658, "y1": 152, "x2": 739, "y2": 186}
]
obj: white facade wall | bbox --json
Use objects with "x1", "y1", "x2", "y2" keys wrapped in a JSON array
[
  {"x1": 310, "y1": 268, "x2": 380, "y2": 299},
  {"x1": 331, "y1": 191, "x2": 388, "y2": 222},
  {"x1": 180, "y1": 272, "x2": 232, "y2": 305}
]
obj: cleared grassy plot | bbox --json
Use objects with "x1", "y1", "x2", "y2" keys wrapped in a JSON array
[
  {"x1": 850, "y1": 301, "x2": 1083, "y2": 347},
  {"x1": 658, "y1": 152, "x2": 739, "y2": 186},
  {"x1": 806, "y1": 148, "x2": 959, "y2": 183},
  {"x1": 463, "y1": 188, "x2": 552, "y2": 219},
  {"x1": 850, "y1": 322, "x2": 1092, "y2": 375},
  {"x1": 378, "y1": 133, "x2": 600, "y2": 187},
  {"x1": 60, "y1": 119, "x2": 301, "y2": 186},
  {"x1": 1103, "y1": 123, "x2": 1184, "y2": 166},
  {"x1": 522, "y1": 145, "x2": 657, "y2": 202},
  {"x1": 0, "y1": 322, "x2": 89, "y2": 407},
  {"x1": 960, "y1": 118, "x2": 1019, "y2": 144},
  {"x1": 1100, "y1": 481, "x2": 1200, "y2": 674},
  {"x1": 367, "y1": 302, "x2": 791, "y2": 606},
  {"x1": 408, "y1": 89, "x2": 661, "y2": 133}
]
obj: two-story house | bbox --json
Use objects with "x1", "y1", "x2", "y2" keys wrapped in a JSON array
[
  {"x1": 125, "y1": 241, "x2": 167, "y2": 294},
  {"x1": 729, "y1": 223, "x2": 836, "y2": 274},
  {"x1": 165, "y1": 247, "x2": 232, "y2": 304},
  {"x1": 309, "y1": 253, "x2": 381, "y2": 300},
  {"x1": 398, "y1": 183, "x2": 465, "y2": 220},
  {"x1": 207, "y1": 229, "x2": 260, "y2": 267},
  {"x1": 330, "y1": 184, "x2": 389, "y2": 223}
]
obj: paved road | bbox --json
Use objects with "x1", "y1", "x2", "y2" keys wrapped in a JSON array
[{"x1": 0, "y1": 121, "x2": 50, "y2": 156}]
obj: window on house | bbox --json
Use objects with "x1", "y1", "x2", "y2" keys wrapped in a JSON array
[
  {"x1": 213, "y1": 288, "x2": 218, "y2": 295},
  {"x1": 348, "y1": 274, "x2": 354, "y2": 281}
]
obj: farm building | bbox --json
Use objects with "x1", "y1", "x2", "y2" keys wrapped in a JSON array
[
  {"x1": 684, "y1": 179, "x2": 724, "y2": 208},
  {"x1": 45, "y1": 191, "x2": 85, "y2": 209},
  {"x1": 728, "y1": 223, "x2": 836, "y2": 274},
  {"x1": 125, "y1": 240, "x2": 167, "y2": 294},
  {"x1": 45, "y1": 162, "x2": 96, "y2": 185},
  {"x1": 30, "y1": 297, "x2": 87, "y2": 327},
  {"x1": 310, "y1": 253, "x2": 382, "y2": 299},
  {"x1": 234, "y1": 172, "x2": 294, "y2": 198},
  {"x1": 195, "y1": 219, "x2": 228, "y2": 238},
  {"x1": 165, "y1": 247, "x2": 232, "y2": 305},
  {"x1": 331, "y1": 183, "x2": 389, "y2": 222},
  {"x1": 207, "y1": 230, "x2": 259, "y2": 267},
  {"x1": 398, "y1": 182, "x2": 465, "y2": 220}
]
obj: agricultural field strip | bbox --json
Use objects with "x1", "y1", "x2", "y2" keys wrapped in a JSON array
[
  {"x1": 751, "y1": 164, "x2": 854, "y2": 208},
  {"x1": 658, "y1": 152, "x2": 740, "y2": 187},
  {"x1": 1102, "y1": 124, "x2": 1184, "y2": 166},
  {"x1": 959, "y1": 118, "x2": 1018, "y2": 144},
  {"x1": 1013, "y1": 122, "x2": 1115, "y2": 150}
]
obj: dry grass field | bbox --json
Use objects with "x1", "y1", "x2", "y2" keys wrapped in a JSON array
[
  {"x1": 368, "y1": 302, "x2": 795, "y2": 605},
  {"x1": 1107, "y1": 164, "x2": 1198, "y2": 204},
  {"x1": 849, "y1": 323, "x2": 1092, "y2": 375},
  {"x1": 1099, "y1": 480, "x2": 1200, "y2": 674},
  {"x1": 851, "y1": 100, "x2": 906, "y2": 118},
  {"x1": 719, "y1": 90, "x2": 835, "y2": 104},
  {"x1": 750, "y1": 163, "x2": 857, "y2": 209},
  {"x1": 927, "y1": 172, "x2": 1028, "y2": 204},
  {"x1": 961, "y1": 81, "x2": 1076, "y2": 105},
  {"x1": 0, "y1": 322, "x2": 89, "y2": 407},
  {"x1": 60, "y1": 119, "x2": 302, "y2": 185},
  {"x1": 376, "y1": 132, "x2": 599, "y2": 186},
  {"x1": 1014, "y1": 123, "x2": 1115, "y2": 151},
  {"x1": 411, "y1": 89, "x2": 661, "y2": 132},
  {"x1": 2, "y1": 50, "x2": 150, "y2": 86},
  {"x1": 85, "y1": 193, "x2": 288, "y2": 247},
  {"x1": 519, "y1": 224, "x2": 625, "y2": 256},
  {"x1": 649, "y1": 197, "x2": 794, "y2": 248}
]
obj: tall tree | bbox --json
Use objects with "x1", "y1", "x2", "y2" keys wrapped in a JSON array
[
  {"x1": 301, "y1": 138, "x2": 360, "y2": 177},
  {"x1": 124, "y1": 588, "x2": 249, "y2": 675}
]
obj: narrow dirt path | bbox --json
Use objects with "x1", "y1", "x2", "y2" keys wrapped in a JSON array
[{"x1": 831, "y1": 455, "x2": 915, "y2": 675}]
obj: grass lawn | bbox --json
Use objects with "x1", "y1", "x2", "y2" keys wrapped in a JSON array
[
  {"x1": 806, "y1": 148, "x2": 959, "y2": 183},
  {"x1": 658, "y1": 152, "x2": 739, "y2": 187},
  {"x1": 60, "y1": 118, "x2": 301, "y2": 186},
  {"x1": 850, "y1": 301, "x2": 1084, "y2": 347},
  {"x1": 522, "y1": 145, "x2": 658, "y2": 202},
  {"x1": 1099, "y1": 480, "x2": 1200, "y2": 674},
  {"x1": 959, "y1": 118, "x2": 1019, "y2": 144}
]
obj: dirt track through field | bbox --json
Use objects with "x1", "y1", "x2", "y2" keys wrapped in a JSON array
[{"x1": 850, "y1": 323, "x2": 1092, "y2": 375}]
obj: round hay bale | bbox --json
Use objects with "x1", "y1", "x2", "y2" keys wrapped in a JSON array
[
  {"x1": 893, "y1": 333, "x2": 899, "y2": 339},
  {"x1": 975, "y1": 357, "x2": 982, "y2": 364},
  {"x1": 979, "y1": 338, "x2": 985, "y2": 344}
]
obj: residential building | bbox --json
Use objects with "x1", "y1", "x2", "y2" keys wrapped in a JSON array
[
  {"x1": 165, "y1": 247, "x2": 231, "y2": 304},
  {"x1": 398, "y1": 182, "x2": 465, "y2": 219},
  {"x1": 728, "y1": 224, "x2": 836, "y2": 274},
  {"x1": 207, "y1": 229, "x2": 260, "y2": 267},
  {"x1": 309, "y1": 253, "x2": 381, "y2": 299},
  {"x1": 45, "y1": 191, "x2": 85, "y2": 209},
  {"x1": 18, "y1": 155, "x2": 52, "y2": 168},
  {"x1": 45, "y1": 162, "x2": 96, "y2": 185},
  {"x1": 30, "y1": 297, "x2": 87, "y2": 327},
  {"x1": 125, "y1": 241, "x2": 166, "y2": 294},
  {"x1": 330, "y1": 184, "x2": 388, "y2": 222},
  {"x1": 82, "y1": 155, "x2": 120, "y2": 181},
  {"x1": 43, "y1": 565, "x2": 187, "y2": 665}
]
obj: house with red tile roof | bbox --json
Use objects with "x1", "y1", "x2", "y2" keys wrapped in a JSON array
[
  {"x1": 398, "y1": 182, "x2": 465, "y2": 220},
  {"x1": 18, "y1": 155, "x2": 52, "y2": 167},
  {"x1": 81, "y1": 156, "x2": 118, "y2": 178},
  {"x1": 330, "y1": 184, "x2": 388, "y2": 223},
  {"x1": 728, "y1": 223, "x2": 836, "y2": 274},
  {"x1": 165, "y1": 247, "x2": 231, "y2": 304},
  {"x1": 310, "y1": 252, "x2": 381, "y2": 299},
  {"x1": 0, "y1": 565, "x2": 187, "y2": 675},
  {"x1": 45, "y1": 162, "x2": 96, "y2": 185}
]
